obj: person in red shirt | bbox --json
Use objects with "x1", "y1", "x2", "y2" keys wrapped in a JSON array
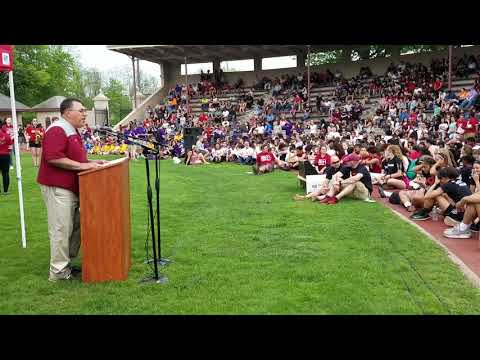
[
  {"x1": 0, "y1": 120, "x2": 13, "y2": 194},
  {"x1": 253, "y1": 144, "x2": 286, "y2": 175},
  {"x1": 313, "y1": 146, "x2": 331, "y2": 174},
  {"x1": 362, "y1": 146, "x2": 382, "y2": 174},
  {"x1": 25, "y1": 119, "x2": 38, "y2": 165},
  {"x1": 198, "y1": 113, "x2": 208, "y2": 124},
  {"x1": 37, "y1": 98, "x2": 107, "y2": 282},
  {"x1": 5, "y1": 117, "x2": 14, "y2": 169},
  {"x1": 433, "y1": 78, "x2": 443, "y2": 92},
  {"x1": 464, "y1": 111, "x2": 478, "y2": 140}
]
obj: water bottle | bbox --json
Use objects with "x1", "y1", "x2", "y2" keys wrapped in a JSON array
[{"x1": 431, "y1": 206, "x2": 439, "y2": 221}]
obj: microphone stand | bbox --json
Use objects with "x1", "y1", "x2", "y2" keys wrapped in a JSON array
[{"x1": 100, "y1": 128, "x2": 169, "y2": 284}]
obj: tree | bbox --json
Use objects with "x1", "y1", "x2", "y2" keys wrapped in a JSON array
[
  {"x1": 0, "y1": 45, "x2": 85, "y2": 106},
  {"x1": 104, "y1": 78, "x2": 132, "y2": 125},
  {"x1": 307, "y1": 45, "x2": 450, "y2": 66},
  {"x1": 308, "y1": 50, "x2": 343, "y2": 66},
  {"x1": 138, "y1": 71, "x2": 159, "y2": 96}
]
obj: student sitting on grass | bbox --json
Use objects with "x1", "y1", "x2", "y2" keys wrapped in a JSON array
[
  {"x1": 378, "y1": 145, "x2": 408, "y2": 191},
  {"x1": 293, "y1": 155, "x2": 341, "y2": 201},
  {"x1": 313, "y1": 145, "x2": 331, "y2": 174},
  {"x1": 380, "y1": 155, "x2": 436, "y2": 212},
  {"x1": 252, "y1": 144, "x2": 288, "y2": 175},
  {"x1": 443, "y1": 180, "x2": 480, "y2": 239},
  {"x1": 186, "y1": 145, "x2": 210, "y2": 165},
  {"x1": 410, "y1": 166, "x2": 472, "y2": 221},
  {"x1": 119, "y1": 141, "x2": 128, "y2": 155},
  {"x1": 317, "y1": 153, "x2": 373, "y2": 205}
]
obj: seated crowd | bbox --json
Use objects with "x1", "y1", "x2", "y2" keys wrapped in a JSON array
[{"x1": 88, "y1": 55, "x2": 480, "y2": 240}]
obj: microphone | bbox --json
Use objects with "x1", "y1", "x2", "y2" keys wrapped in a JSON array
[{"x1": 98, "y1": 126, "x2": 116, "y2": 133}]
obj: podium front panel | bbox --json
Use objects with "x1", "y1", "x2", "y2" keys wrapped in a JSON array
[{"x1": 79, "y1": 160, "x2": 131, "y2": 282}]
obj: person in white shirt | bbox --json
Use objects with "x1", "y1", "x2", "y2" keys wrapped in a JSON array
[
  {"x1": 237, "y1": 141, "x2": 255, "y2": 165},
  {"x1": 256, "y1": 124, "x2": 265, "y2": 135},
  {"x1": 211, "y1": 143, "x2": 225, "y2": 163},
  {"x1": 309, "y1": 122, "x2": 318, "y2": 136}
]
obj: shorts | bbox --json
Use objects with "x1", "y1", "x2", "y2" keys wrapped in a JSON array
[
  {"x1": 259, "y1": 163, "x2": 274, "y2": 172},
  {"x1": 403, "y1": 176, "x2": 410, "y2": 188},
  {"x1": 29, "y1": 142, "x2": 41, "y2": 148},
  {"x1": 341, "y1": 181, "x2": 369, "y2": 200}
]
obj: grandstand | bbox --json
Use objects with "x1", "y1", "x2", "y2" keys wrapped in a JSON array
[{"x1": 108, "y1": 45, "x2": 480, "y2": 130}]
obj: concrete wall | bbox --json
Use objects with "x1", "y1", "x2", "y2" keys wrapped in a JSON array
[
  {"x1": 85, "y1": 109, "x2": 95, "y2": 128},
  {"x1": 168, "y1": 46, "x2": 480, "y2": 88},
  {"x1": 36, "y1": 111, "x2": 60, "y2": 128},
  {"x1": 113, "y1": 61, "x2": 179, "y2": 130}
]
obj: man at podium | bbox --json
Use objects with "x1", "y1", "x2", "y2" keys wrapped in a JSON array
[{"x1": 37, "y1": 98, "x2": 107, "y2": 282}]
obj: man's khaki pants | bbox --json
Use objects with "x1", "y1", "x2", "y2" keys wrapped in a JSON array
[{"x1": 40, "y1": 185, "x2": 81, "y2": 280}]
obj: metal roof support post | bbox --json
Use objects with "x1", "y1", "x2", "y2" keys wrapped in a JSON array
[
  {"x1": 136, "y1": 58, "x2": 141, "y2": 92},
  {"x1": 307, "y1": 45, "x2": 311, "y2": 109},
  {"x1": 448, "y1": 45, "x2": 453, "y2": 91},
  {"x1": 132, "y1": 56, "x2": 138, "y2": 108},
  {"x1": 185, "y1": 56, "x2": 189, "y2": 116}
]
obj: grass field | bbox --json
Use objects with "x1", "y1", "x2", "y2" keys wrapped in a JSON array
[{"x1": 1, "y1": 154, "x2": 480, "y2": 314}]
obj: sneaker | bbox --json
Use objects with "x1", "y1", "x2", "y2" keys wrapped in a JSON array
[
  {"x1": 378, "y1": 185, "x2": 387, "y2": 198},
  {"x1": 48, "y1": 273, "x2": 77, "y2": 282},
  {"x1": 470, "y1": 223, "x2": 480, "y2": 232},
  {"x1": 293, "y1": 194, "x2": 306, "y2": 201},
  {"x1": 70, "y1": 266, "x2": 82, "y2": 276},
  {"x1": 410, "y1": 209, "x2": 431, "y2": 221},
  {"x1": 319, "y1": 196, "x2": 332, "y2": 204},
  {"x1": 444, "y1": 215, "x2": 461, "y2": 227},
  {"x1": 443, "y1": 225, "x2": 472, "y2": 239},
  {"x1": 327, "y1": 196, "x2": 339, "y2": 205}
]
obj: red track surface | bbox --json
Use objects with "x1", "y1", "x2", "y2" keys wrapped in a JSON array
[{"x1": 372, "y1": 187, "x2": 480, "y2": 279}]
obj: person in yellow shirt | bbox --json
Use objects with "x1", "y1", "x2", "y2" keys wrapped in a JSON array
[
  {"x1": 174, "y1": 133, "x2": 183, "y2": 142},
  {"x1": 119, "y1": 142, "x2": 128, "y2": 155},
  {"x1": 113, "y1": 144, "x2": 121, "y2": 154},
  {"x1": 101, "y1": 143, "x2": 110, "y2": 155}
]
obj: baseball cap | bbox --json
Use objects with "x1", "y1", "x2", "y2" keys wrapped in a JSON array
[{"x1": 342, "y1": 153, "x2": 361, "y2": 163}]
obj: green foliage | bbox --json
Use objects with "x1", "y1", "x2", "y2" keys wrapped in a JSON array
[
  {"x1": 0, "y1": 45, "x2": 136, "y2": 125},
  {"x1": 308, "y1": 50, "x2": 343, "y2": 66},
  {"x1": 104, "y1": 78, "x2": 132, "y2": 125},
  {"x1": 307, "y1": 45, "x2": 450, "y2": 66},
  {"x1": 1, "y1": 156, "x2": 480, "y2": 314},
  {"x1": 0, "y1": 45, "x2": 85, "y2": 107}
]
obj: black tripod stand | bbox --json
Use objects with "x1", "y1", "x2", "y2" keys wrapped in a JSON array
[
  {"x1": 140, "y1": 147, "x2": 169, "y2": 284},
  {"x1": 144, "y1": 146, "x2": 171, "y2": 267},
  {"x1": 99, "y1": 128, "x2": 170, "y2": 284}
]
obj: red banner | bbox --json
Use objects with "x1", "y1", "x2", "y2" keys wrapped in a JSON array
[{"x1": 0, "y1": 45, "x2": 14, "y2": 72}]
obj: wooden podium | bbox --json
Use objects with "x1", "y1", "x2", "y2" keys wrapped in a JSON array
[{"x1": 78, "y1": 158, "x2": 131, "y2": 283}]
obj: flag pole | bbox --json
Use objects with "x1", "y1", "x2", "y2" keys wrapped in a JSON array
[{"x1": 8, "y1": 70, "x2": 27, "y2": 248}]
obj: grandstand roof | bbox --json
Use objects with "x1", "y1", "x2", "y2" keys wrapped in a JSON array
[
  {"x1": 0, "y1": 93, "x2": 31, "y2": 112},
  {"x1": 107, "y1": 45, "x2": 357, "y2": 64},
  {"x1": 32, "y1": 96, "x2": 66, "y2": 112}
]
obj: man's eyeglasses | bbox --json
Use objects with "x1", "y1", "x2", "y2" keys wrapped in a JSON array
[
  {"x1": 331, "y1": 161, "x2": 340, "y2": 165},
  {"x1": 69, "y1": 109, "x2": 88, "y2": 114}
]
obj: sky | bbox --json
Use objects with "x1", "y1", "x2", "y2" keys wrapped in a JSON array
[
  {"x1": 73, "y1": 45, "x2": 296, "y2": 76},
  {"x1": 72, "y1": 45, "x2": 161, "y2": 77}
]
